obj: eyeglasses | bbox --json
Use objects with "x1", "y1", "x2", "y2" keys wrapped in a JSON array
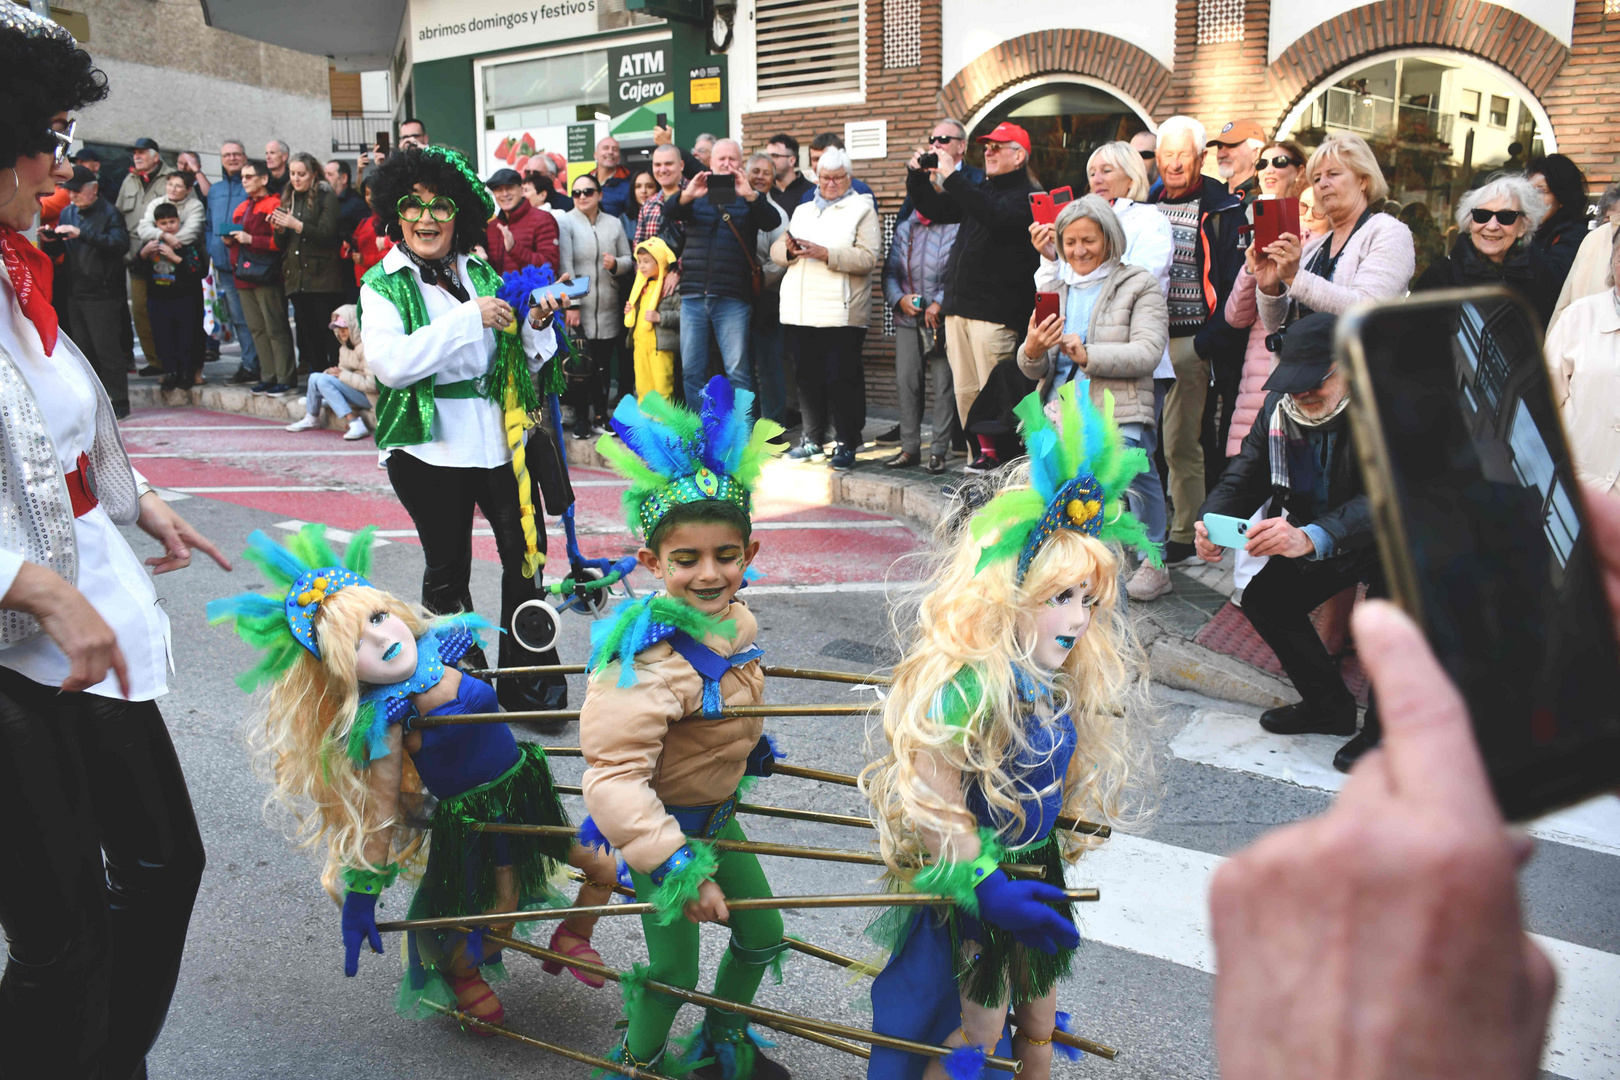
[
  {"x1": 571, "y1": 187, "x2": 599, "y2": 198},
  {"x1": 929, "y1": 135, "x2": 964, "y2": 145},
  {"x1": 1257, "y1": 156, "x2": 1300, "y2": 171},
  {"x1": 981, "y1": 141, "x2": 1018, "y2": 154},
  {"x1": 1138, "y1": 149, "x2": 1157, "y2": 161},
  {"x1": 50, "y1": 119, "x2": 75, "y2": 165},
  {"x1": 395, "y1": 195, "x2": 458, "y2": 222},
  {"x1": 767, "y1": 151, "x2": 796, "y2": 160},
  {"x1": 1471, "y1": 208, "x2": 1523, "y2": 226}
]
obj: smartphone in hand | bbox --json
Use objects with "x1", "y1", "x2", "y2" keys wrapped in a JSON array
[
  {"x1": 1252, "y1": 196, "x2": 1301, "y2": 251},
  {"x1": 1341, "y1": 287, "x2": 1620, "y2": 819},
  {"x1": 707, "y1": 172, "x2": 737, "y2": 205}
]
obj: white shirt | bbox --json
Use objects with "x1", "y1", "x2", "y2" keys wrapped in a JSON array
[
  {"x1": 360, "y1": 246, "x2": 561, "y2": 469},
  {"x1": 1112, "y1": 197, "x2": 1175, "y2": 379},
  {"x1": 0, "y1": 269, "x2": 171, "y2": 701}
]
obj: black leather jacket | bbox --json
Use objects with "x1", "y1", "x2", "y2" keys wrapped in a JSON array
[
  {"x1": 55, "y1": 198, "x2": 129, "y2": 299},
  {"x1": 1200, "y1": 391, "x2": 1375, "y2": 571}
]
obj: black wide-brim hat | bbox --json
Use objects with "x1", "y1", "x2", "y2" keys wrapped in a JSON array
[{"x1": 1263, "y1": 311, "x2": 1338, "y2": 394}]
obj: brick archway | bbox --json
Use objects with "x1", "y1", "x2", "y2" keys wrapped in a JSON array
[
  {"x1": 1265, "y1": 0, "x2": 1570, "y2": 128},
  {"x1": 939, "y1": 29, "x2": 1173, "y2": 126}
]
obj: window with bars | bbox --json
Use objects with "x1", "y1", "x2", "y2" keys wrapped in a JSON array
[
  {"x1": 756, "y1": 0, "x2": 863, "y2": 102},
  {"x1": 884, "y1": 0, "x2": 921, "y2": 68},
  {"x1": 1196, "y1": 0, "x2": 1245, "y2": 45}
]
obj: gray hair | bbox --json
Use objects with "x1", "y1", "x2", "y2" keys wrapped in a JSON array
[
  {"x1": 1086, "y1": 140, "x2": 1150, "y2": 202},
  {"x1": 746, "y1": 152, "x2": 773, "y2": 172},
  {"x1": 934, "y1": 117, "x2": 966, "y2": 139},
  {"x1": 1457, "y1": 174, "x2": 1547, "y2": 235},
  {"x1": 1054, "y1": 193, "x2": 1127, "y2": 265},
  {"x1": 815, "y1": 147, "x2": 854, "y2": 178},
  {"x1": 1156, "y1": 115, "x2": 1206, "y2": 155},
  {"x1": 267, "y1": 139, "x2": 290, "y2": 156},
  {"x1": 1596, "y1": 181, "x2": 1620, "y2": 222},
  {"x1": 694, "y1": 133, "x2": 717, "y2": 147},
  {"x1": 221, "y1": 139, "x2": 246, "y2": 154},
  {"x1": 1607, "y1": 223, "x2": 1620, "y2": 287}
]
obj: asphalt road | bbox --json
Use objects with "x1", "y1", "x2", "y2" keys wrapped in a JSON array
[{"x1": 9, "y1": 406, "x2": 1618, "y2": 1080}]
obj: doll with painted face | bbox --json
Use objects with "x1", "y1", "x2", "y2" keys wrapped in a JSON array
[
  {"x1": 861, "y1": 380, "x2": 1158, "y2": 1080},
  {"x1": 208, "y1": 523, "x2": 621, "y2": 1031}
]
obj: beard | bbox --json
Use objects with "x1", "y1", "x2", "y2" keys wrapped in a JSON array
[{"x1": 1217, "y1": 160, "x2": 1235, "y2": 180}]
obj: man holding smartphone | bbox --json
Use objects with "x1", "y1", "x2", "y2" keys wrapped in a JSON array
[{"x1": 1194, "y1": 313, "x2": 1384, "y2": 770}]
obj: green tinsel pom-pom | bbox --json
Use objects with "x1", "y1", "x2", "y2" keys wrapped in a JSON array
[{"x1": 648, "y1": 840, "x2": 719, "y2": 926}]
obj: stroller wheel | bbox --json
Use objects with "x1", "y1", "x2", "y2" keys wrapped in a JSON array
[
  {"x1": 574, "y1": 566, "x2": 613, "y2": 616},
  {"x1": 511, "y1": 599, "x2": 561, "y2": 654}
]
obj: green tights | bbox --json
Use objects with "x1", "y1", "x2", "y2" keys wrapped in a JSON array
[{"x1": 625, "y1": 818, "x2": 784, "y2": 1063}]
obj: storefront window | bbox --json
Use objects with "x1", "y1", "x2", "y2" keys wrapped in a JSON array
[
  {"x1": 968, "y1": 81, "x2": 1148, "y2": 192},
  {"x1": 484, "y1": 50, "x2": 610, "y2": 132},
  {"x1": 1283, "y1": 54, "x2": 1548, "y2": 276}
]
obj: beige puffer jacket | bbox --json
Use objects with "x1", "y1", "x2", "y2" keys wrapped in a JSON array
[
  {"x1": 771, "y1": 192, "x2": 881, "y2": 328},
  {"x1": 1016, "y1": 260, "x2": 1167, "y2": 428}
]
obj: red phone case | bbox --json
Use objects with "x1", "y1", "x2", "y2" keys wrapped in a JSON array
[
  {"x1": 1034, "y1": 291, "x2": 1062, "y2": 326},
  {"x1": 1252, "y1": 196, "x2": 1301, "y2": 251},
  {"x1": 1029, "y1": 186, "x2": 1074, "y2": 227}
]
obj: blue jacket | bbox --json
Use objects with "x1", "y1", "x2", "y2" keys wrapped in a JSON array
[
  {"x1": 206, "y1": 170, "x2": 250, "y2": 270},
  {"x1": 663, "y1": 190, "x2": 781, "y2": 302},
  {"x1": 883, "y1": 213, "x2": 959, "y2": 328}
]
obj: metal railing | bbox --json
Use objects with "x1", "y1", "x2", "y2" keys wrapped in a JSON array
[{"x1": 331, "y1": 113, "x2": 394, "y2": 154}]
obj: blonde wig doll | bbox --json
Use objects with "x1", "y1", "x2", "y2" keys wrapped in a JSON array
[
  {"x1": 861, "y1": 380, "x2": 1156, "y2": 1080},
  {"x1": 210, "y1": 523, "x2": 619, "y2": 1031}
]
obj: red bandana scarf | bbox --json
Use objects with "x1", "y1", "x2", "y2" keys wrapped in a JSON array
[{"x1": 0, "y1": 224, "x2": 58, "y2": 354}]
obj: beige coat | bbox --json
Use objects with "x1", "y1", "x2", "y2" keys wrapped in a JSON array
[
  {"x1": 337, "y1": 339, "x2": 374, "y2": 395},
  {"x1": 579, "y1": 600, "x2": 766, "y2": 873},
  {"x1": 1543, "y1": 289, "x2": 1620, "y2": 495},
  {"x1": 771, "y1": 193, "x2": 881, "y2": 327},
  {"x1": 1016, "y1": 260, "x2": 1167, "y2": 427},
  {"x1": 1548, "y1": 222, "x2": 1615, "y2": 333}
]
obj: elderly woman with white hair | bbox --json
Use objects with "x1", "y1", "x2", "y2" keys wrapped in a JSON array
[
  {"x1": 1412, "y1": 173, "x2": 1558, "y2": 325},
  {"x1": 1018, "y1": 193, "x2": 1171, "y2": 596},
  {"x1": 1249, "y1": 132, "x2": 1415, "y2": 332},
  {"x1": 1540, "y1": 226, "x2": 1620, "y2": 494}
]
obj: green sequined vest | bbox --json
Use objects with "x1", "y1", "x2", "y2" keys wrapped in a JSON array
[{"x1": 359, "y1": 258, "x2": 504, "y2": 449}]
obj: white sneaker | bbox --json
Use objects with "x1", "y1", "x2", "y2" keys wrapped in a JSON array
[
  {"x1": 377, "y1": 449, "x2": 390, "y2": 470},
  {"x1": 1125, "y1": 561, "x2": 1173, "y2": 602},
  {"x1": 343, "y1": 417, "x2": 370, "y2": 441},
  {"x1": 285, "y1": 414, "x2": 319, "y2": 432}
]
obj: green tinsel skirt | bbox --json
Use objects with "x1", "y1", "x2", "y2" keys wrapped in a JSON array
[
  {"x1": 395, "y1": 742, "x2": 574, "y2": 1018},
  {"x1": 868, "y1": 834, "x2": 1076, "y2": 1009}
]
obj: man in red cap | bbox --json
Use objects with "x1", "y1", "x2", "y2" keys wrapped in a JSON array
[
  {"x1": 904, "y1": 120, "x2": 1041, "y2": 473},
  {"x1": 1212, "y1": 118, "x2": 1266, "y2": 208}
]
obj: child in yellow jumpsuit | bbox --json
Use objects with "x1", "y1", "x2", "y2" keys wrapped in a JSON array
[{"x1": 623, "y1": 236, "x2": 679, "y2": 401}]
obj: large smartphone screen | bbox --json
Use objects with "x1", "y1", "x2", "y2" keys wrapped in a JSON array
[{"x1": 1346, "y1": 288, "x2": 1620, "y2": 818}]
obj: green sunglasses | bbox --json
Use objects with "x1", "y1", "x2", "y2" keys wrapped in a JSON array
[{"x1": 396, "y1": 194, "x2": 459, "y2": 222}]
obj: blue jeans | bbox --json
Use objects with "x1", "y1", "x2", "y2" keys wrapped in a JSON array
[
  {"x1": 216, "y1": 276, "x2": 258, "y2": 375},
  {"x1": 1122, "y1": 414, "x2": 1168, "y2": 551},
  {"x1": 305, "y1": 371, "x2": 371, "y2": 418},
  {"x1": 680, "y1": 295, "x2": 753, "y2": 412},
  {"x1": 750, "y1": 301, "x2": 787, "y2": 424}
]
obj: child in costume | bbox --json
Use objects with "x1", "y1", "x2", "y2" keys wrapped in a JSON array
[
  {"x1": 862, "y1": 381, "x2": 1155, "y2": 1080},
  {"x1": 578, "y1": 375, "x2": 790, "y2": 1079},
  {"x1": 622, "y1": 236, "x2": 679, "y2": 401},
  {"x1": 209, "y1": 523, "x2": 621, "y2": 1029}
]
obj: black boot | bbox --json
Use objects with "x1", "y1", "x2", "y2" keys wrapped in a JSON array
[{"x1": 1259, "y1": 699, "x2": 1357, "y2": 736}]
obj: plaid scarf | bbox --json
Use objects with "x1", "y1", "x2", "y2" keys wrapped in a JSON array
[{"x1": 1268, "y1": 393, "x2": 1349, "y2": 491}]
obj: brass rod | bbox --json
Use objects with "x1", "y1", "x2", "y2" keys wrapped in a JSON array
[
  {"x1": 471, "y1": 823, "x2": 1047, "y2": 878},
  {"x1": 768, "y1": 1021, "x2": 871, "y2": 1059},
  {"x1": 476, "y1": 930, "x2": 1022, "y2": 1072},
  {"x1": 1051, "y1": 1030, "x2": 1118, "y2": 1062},
  {"x1": 464, "y1": 663, "x2": 889, "y2": 687},
  {"x1": 782, "y1": 937, "x2": 884, "y2": 978},
  {"x1": 412, "y1": 702, "x2": 871, "y2": 727},
  {"x1": 567, "y1": 867, "x2": 636, "y2": 899},
  {"x1": 421, "y1": 1003, "x2": 664, "y2": 1079},
  {"x1": 544, "y1": 751, "x2": 1110, "y2": 838},
  {"x1": 377, "y1": 888, "x2": 1099, "y2": 934},
  {"x1": 557, "y1": 784, "x2": 874, "y2": 830}
]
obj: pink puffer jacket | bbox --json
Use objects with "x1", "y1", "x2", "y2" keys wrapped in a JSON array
[{"x1": 1223, "y1": 266, "x2": 1274, "y2": 457}]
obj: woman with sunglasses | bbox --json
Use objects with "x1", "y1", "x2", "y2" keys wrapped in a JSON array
[
  {"x1": 0, "y1": 8, "x2": 231, "y2": 1076},
  {"x1": 361, "y1": 144, "x2": 575, "y2": 716},
  {"x1": 1412, "y1": 174, "x2": 1557, "y2": 327},
  {"x1": 557, "y1": 172, "x2": 632, "y2": 437}
]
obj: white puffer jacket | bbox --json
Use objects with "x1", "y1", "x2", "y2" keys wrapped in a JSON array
[{"x1": 772, "y1": 192, "x2": 881, "y2": 328}]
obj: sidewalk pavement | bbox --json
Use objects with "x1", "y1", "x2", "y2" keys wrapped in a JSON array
[{"x1": 128, "y1": 372, "x2": 1317, "y2": 710}]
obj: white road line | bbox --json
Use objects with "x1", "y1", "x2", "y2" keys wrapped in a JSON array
[
  {"x1": 1170, "y1": 709, "x2": 1620, "y2": 857},
  {"x1": 1067, "y1": 833, "x2": 1620, "y2": 1080},
  {"x1": 273, "y1": 520, "x2": 391, "y2": 546},
  {"x1": 120, "y1": 424, "x2": 286, "y2": 431},
  {"x1": 742, "y1": 581, "x2": 900, "y2": 595},
  {"x1": 129, "y1": 451, "x2": 382, "y2": 458},
  {"x1": 163, "y1": 485, "x2": 347, "y2": 494}
]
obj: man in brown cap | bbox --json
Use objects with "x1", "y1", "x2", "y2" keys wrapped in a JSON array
[{"x1": 1212, "y1": 118, "x2": 1266, "y2": 208}]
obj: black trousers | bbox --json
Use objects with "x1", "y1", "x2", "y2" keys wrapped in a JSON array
[
  {"x1": 288, "y1": 291, "x2": 343, "y2": 377},
  {"x1": 69, "y1": 296, "x2": 132, "y2": 410},
  {"x1": 564, "y1": 336, "x2": 617, "y2": 433},
  {"x1": 387, "y1": 449, "x2": 568, "y2": 711},
  {"x1": 0, "y1": 667, "x2": 205, "y2": 1080},
  {"x1": 1240, "y1": 552, "x2": 1383, "y2": 737},
  {"x1": 793, "y1": 324, "x2": 867, "y2": 448},
  {"x1": 145, "y1": 288, "x2": 202, "y2": 382}
]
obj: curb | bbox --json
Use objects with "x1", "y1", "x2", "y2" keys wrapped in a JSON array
[{"x1": 131, "y1": 381, "x2": 1291, "y2": 709}]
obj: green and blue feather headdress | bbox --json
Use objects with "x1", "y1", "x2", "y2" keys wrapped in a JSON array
[
  {"x1": 205, "y1": 523, "x2": 379, "y2": 691},
  {"x1": 596, "y1": 375, "x2": 784, "y2": 540},
  {"x1": 970, "y1": 380, "x2": 1158, "y2": 581}
]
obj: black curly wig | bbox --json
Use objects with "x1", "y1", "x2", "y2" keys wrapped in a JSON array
[
  {"x1": 365, "y1": 146, "x2": 494, "y2": 254},
  {"x1": 0, "y1": 16, "x2": 109, "y2": 168}
]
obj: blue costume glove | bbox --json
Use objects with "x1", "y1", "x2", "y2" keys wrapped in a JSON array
[
  {"x1": 972, "y1": 870, "x2": 1080, "y2": 956},
  {"x1": 341, "y1": 891, "x2": 384, "y2": 976},
  {"x1": 743, "y1": 734, "x2": 779, "y2": 778}
]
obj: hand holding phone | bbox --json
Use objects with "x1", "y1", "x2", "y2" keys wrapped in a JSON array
[
  {"x1": 1251, "y1": 196, "x2": 1301, "y2": 253},
  {"x1": 1200, "y1": 512, "x2": 1251, "y2": 551},
  {"x1": 1029, "y1": 187, "x2": 1073, "y2": 226},
  {"x1": 706, "y1": 172, "x2": 737, "y2": 206},
  {"x1": 531, "y1": 277, "x2": 590, "y2": 307}
]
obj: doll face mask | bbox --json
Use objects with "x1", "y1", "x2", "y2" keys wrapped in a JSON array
[
  {"x1": 355, "y1": 610, "x2": 420, "y2": 684},
  {"x1": 1029, "y1": 579, "x2": 1098, "y2": 671}
]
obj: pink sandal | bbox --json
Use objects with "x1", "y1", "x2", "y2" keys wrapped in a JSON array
[
  {"x1": 542, "y1": 925, "x2": 606, "y2": 988},
  {"x1": 446, "y1": 970, "x2": 505, "y2": 1034}
]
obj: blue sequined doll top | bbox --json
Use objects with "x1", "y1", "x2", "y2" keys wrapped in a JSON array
[
  {"x1": 964, "y1": 672, "x2": 1077, "y2": 849},
  {"x1": 409, "y1": 674, "x2": 521, "y2": 799}
]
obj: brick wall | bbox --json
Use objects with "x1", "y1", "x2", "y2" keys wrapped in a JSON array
[{"x1": 1540, "y1": 0, "x2": 1620, "y2": 188}]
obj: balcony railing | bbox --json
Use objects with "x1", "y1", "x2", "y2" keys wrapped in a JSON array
[
  {"x1": 332, "y1": 113, "x2": 394, "y2": 154},
  {"x1": 1318, "y1": 88, "x2": 1453, "y2": 145}
]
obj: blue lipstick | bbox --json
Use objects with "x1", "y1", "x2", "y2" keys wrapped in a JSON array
[
  {"x1": 383, "y1": 642, "x2": 401, "y2": 661},
  {"x1": 1055, "y1": 635, "x2": 1076, "y2": 650}
]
